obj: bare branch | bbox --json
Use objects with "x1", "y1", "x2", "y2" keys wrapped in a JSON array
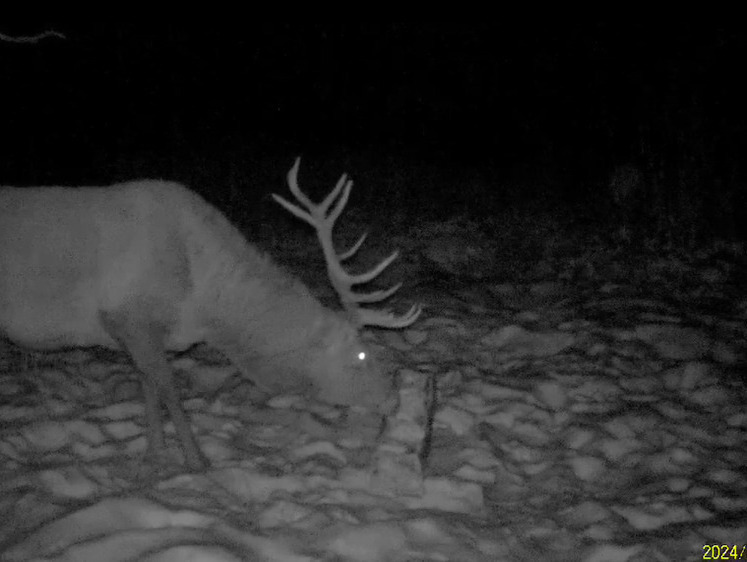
[{"x1": 0, "y1": 30, "x2": 65, "y2": 44}]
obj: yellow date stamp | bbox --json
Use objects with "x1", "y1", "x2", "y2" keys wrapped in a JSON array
[{"x1": 703, "y1": 545, "x2": 746, "y2": 560}]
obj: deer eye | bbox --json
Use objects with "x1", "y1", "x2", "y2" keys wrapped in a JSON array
[{"x1": 357, "y1": 351, "x2": 367, "y2": 362}]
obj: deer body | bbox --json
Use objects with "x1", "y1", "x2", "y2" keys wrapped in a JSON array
[{"x1": 0, "y1": 164, "x2": 420, "y2": 470}]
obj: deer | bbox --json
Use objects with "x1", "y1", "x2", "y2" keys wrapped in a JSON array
[{"x1": 0, "y1": 158, "x2": 420, "y2": 470}]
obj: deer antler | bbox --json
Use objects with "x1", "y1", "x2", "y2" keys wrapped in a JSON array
[{"x1": 272, "y1": 157, "x2": 421, "y2": 328}]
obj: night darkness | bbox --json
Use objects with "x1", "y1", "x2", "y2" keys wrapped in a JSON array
[
  {"x1": 2, "y1": 23, "x2": 747, "y2": 559},
  {"x1": 3, "y1": 22, "x2": 746, "y2": 242}
]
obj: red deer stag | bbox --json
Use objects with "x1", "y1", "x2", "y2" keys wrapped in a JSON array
[{"x1": 0, "y1": 158, "x2": 420, "y2": 470}]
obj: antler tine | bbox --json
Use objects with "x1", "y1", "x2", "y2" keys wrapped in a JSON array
[
  {"x1": 285, "y1": 158, "x2": 315, "y2": 211},
  {"x1": 346, "y1": 250, "x2": 399, "y2": 285},
  {"x1": 348, "y1": 282, "x2": 403, "y2": 304},
  {"x1": 280, "y1": 157, "x2": 352, "y2": 225},
  {"x1": 271, "y1": 192, "x2": 314, "y2": 228},
  {"x1": 357, "y1": 303, "x2": 422, "y2": 329},
  {"x1": 339, "y1": 232, "x2": 368, "y2": 261},
  {"x1": 273, "y1": 158, "x2": 349, "y2": 228},
  {"x1": 272, "y1": 159, "x2": 314, "y2": 226},
  {"x1": 274, "y1": 157, "x2": 421, "y2": 329},
  {"x1": 326, "y1": 174, "x2": 352, "y2": 225}
]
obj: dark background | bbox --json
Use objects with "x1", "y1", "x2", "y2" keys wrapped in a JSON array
[{"x1": 1, "y1": 22, "x2": 746, "y2": 241}]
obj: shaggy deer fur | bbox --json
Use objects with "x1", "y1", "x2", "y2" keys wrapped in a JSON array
[{"x1": 0, "y1": 160, "x2": 419, "y2": 469}]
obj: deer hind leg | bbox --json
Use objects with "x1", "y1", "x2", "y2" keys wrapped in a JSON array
[{"x1": 100, "y1": 308, "x2": 207, "y2": 471}]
